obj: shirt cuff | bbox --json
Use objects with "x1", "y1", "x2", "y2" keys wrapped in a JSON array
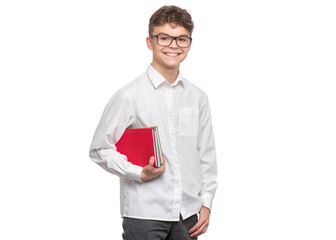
[
  {"x1": 126, "y1": 164, "x2": 143, "y2": 183},
  {"x1": 201, "y1": 193, "x2": 214, "y2": 212}
]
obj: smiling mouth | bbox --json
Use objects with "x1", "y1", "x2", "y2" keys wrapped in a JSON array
[{"x1": 164, "y1": 52, "x2": 181, "y2": 57}]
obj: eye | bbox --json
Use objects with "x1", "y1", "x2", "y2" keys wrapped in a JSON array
[
  {"x1": 178, "y1": 37, "x2": 187, "y2": 42},
  {"x1": 159, "y1": 35, "x2": 171, "y2": 41}
]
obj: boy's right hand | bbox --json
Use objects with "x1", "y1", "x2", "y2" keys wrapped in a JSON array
[{"x1": 141, "y1": 156, "x2": 165, "y2": 182}]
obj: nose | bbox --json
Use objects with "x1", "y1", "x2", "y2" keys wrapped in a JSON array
[{"x1": 169, "y1": 38, "x2": 179, "y2": 48}]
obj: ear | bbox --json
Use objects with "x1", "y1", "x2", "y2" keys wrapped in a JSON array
[{"x1": 146, "y1": 36, "x2": 153, "y2": 50}]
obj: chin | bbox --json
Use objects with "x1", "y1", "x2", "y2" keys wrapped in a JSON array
[{"x1": 165, "y1": 59, "x2": 185, "y2": 68}]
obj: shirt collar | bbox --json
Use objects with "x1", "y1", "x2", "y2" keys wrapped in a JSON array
[{"x1": 146, "y1": 65, "x2": 184, "y2": 89}]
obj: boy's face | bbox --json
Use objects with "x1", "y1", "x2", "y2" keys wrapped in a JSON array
[{"x1": 146, "y1": 23, "x2": 192, "y2": 72}]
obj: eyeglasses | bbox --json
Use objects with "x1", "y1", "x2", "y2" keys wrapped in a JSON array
[{"x1": 150, "y1": 34, "x2": 192, "y2": 48}]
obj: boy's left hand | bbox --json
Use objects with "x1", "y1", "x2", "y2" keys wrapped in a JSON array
[{"x1": 189, "y1": 206, "x2": 211, "y2": 237}]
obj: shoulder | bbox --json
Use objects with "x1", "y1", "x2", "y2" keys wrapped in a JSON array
[
  {"x1": 104, "y1": 73, "x2": 146, "y2": 105},
  {"x1": 120, "y1": 72, "x2": 148, "y2": 97},
  {"x1": 106, "y1": 72, "x2": 147, "y2": 102},
  {"x1": 182, "y1": 77, "x2": 209, "y2": 101}
]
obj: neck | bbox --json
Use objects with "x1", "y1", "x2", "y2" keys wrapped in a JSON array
[{"x1": 151, "y1": 63, "x2": 179, "y2": 84}]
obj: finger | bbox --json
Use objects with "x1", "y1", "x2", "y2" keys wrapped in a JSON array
[
  {"x1": 154, "y1": 165, "x2": 165, "y2": 175},
  {"x1": 193, "y1": 221, "x2": 209, "y2": 237},
  {"x1": 160, "y1": 160, "x2": 166, "y2": 171},
  {"x1": 190, "y1": 224, "x2": 207, "y2": 237},
  {"x1": 189, "y1": 220, "x2": 204, "y2": 234},
  {"x1": 189, "y1": 223, "x2": 199, "y2": 234},
  {"x1": 148, "y1": 156, "x2": 155, "y2": 166}
]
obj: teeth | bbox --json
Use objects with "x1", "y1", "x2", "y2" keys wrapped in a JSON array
[{"x1": 165, "y1": 53, "x2": 179, "y2": 56}]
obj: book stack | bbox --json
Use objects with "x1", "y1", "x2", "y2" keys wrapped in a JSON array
[{"x1": 115, "y1": 126, "x2": 164, "y2": 168}]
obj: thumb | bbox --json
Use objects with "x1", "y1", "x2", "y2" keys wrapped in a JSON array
[{"x1": 148, "y1": 156, "x2": 155, "y2": 166}]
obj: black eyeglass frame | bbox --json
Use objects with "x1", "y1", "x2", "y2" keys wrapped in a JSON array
[{"x1": 150, "y1": 34, "x2": 192, "y2": 48}]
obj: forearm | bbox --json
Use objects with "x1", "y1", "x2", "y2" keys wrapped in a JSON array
[{"x1": 89, "y1": 147, "x2": 143, "y2": 182}]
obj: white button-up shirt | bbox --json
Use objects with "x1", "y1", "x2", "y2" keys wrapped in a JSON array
[{"x1": 89, "y1": 65, "x2": 217, "y2": 221}]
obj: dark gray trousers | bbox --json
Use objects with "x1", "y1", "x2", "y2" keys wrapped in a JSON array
[{"x1": 122, "y1": 214, "x2": 198, "y2": 240}]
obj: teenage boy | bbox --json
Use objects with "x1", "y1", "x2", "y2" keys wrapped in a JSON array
[{"x1": 89, "y1": 5, "x2": 217, "y2": 240}]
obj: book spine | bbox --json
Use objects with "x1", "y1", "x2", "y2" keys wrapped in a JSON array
[
  {"x1": 151, "y1": 128, "x2": 158, "y2": 168},
  {"x1": 154, "y1": 128, "x2": 161, "y2": 168},
  {"x1": 156, "y1": 127, "x2": 164, "y2": 165}
]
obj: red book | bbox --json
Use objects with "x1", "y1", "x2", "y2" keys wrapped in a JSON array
[{"x1": 116, "y1": 127, "x2": 161, "y2": 168}]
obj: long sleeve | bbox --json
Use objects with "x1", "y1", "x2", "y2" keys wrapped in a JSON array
[
  {"x1": 197, "y1": 95, "x2": 218, "y2": 211},
  {"x1": 89, "y1": 89, "x2": 143, "y2": 182}
]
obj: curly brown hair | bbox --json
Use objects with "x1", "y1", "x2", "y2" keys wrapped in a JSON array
[{"x1": 148, "y1": 5, "x2": 194, "y2": 36}]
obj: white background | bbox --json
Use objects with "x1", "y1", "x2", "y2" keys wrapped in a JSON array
[{"x1": 1, "y1": 0, "x2": 335, "y2": 239}]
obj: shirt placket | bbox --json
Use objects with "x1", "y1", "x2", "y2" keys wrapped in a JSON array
[{"x1": 165, "y1": 85, "x2": 182, "y2": 219}]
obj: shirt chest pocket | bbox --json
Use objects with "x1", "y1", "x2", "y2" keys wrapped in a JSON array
[{"x1": 178, "y1": 107, "x2": 199, "y2": 137}]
